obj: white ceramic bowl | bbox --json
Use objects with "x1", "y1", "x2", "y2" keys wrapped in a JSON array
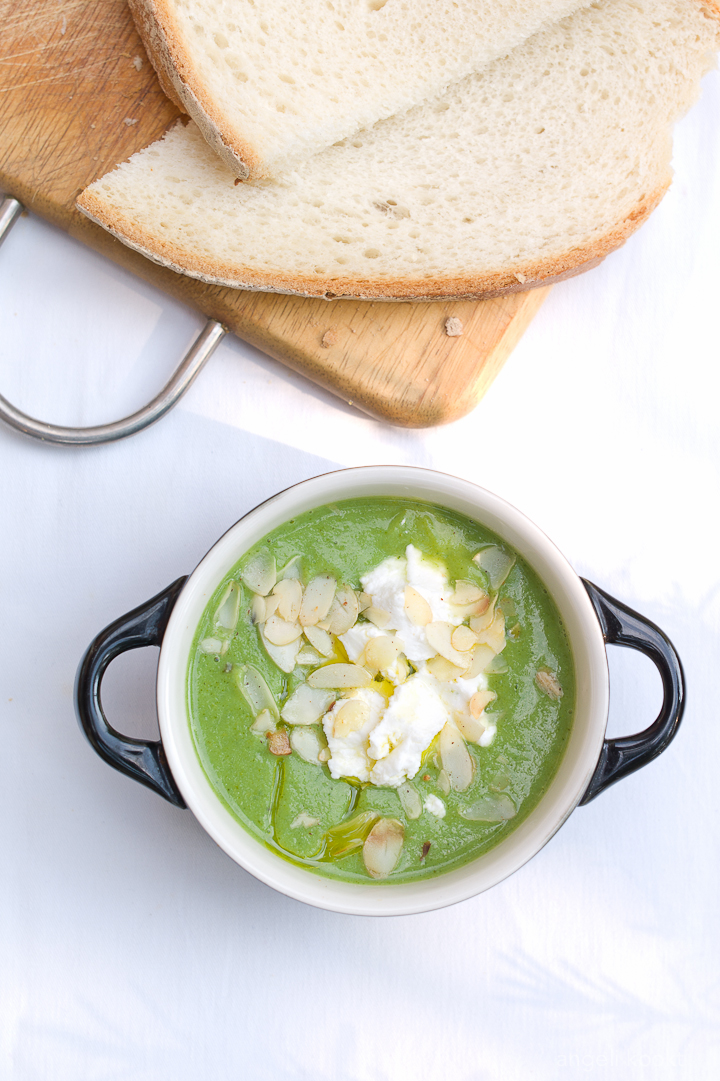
[{"x1": 77, "y1": 467, "x2": 684, "y2": 915}]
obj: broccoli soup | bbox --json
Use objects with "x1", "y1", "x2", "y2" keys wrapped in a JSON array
[{"x1": 187, "y1": 498, "x2": 575, "y2": 883}]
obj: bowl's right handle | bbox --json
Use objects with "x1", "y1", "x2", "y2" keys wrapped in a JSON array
[
  {"x1": 580, "y1": 579, "x2": 685, "y2": 805},
  {"x1": 74, "y1": 578, "x2": 188, "y2": 807}
]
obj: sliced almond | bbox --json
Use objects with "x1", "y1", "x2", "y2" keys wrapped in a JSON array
[
  {"x1": 278, "y1": 556, "x2": 302, "y2": 580},
  {"x1": 426, "y1": 654, "x2": 467, "y2": 682},
  {"x1": 303, "y1": 624, "x2": 335, "y2": 657},
  {"x1": 318, "y1": 747, "x2": 331, "y2": 762},
  {"x1": 362, "y1": 818, "x2": 405, "y2": 880},
  {"x1": 475, "y1": 609, "x2": 506, "y2": 654},
  {"x1": 473, "y1": 546, "x2": 516, "y2": 590},
  {"x1": 365, "y1": 606, "x2": 391, "y2": 629},
  {"x1": 307, "y1": 663, "x2": 372, "y2": 689},
  {"x1": 214, "y1": 581, "x2": 241, "y2": 631},
  {"x1": 323, "y1": 585, "x2": 359, "y2": 635},
  {"x1": 333, "y1": 699, "x2": 369, "y2": 737},
  {"x1": 250, "y1": 594, "x2": 266, "y2": 625},
  {"x1": 436, "y1": 768, "x2": 451, "y2": 795},
  {"x1": 258, "y1": 624, "x2": 301, "y2": 674},
  {"x1": 536, "y1": 667, "x2": 563, "y2": 700},
  {"x1": 463, "y1": 643, "x2": 496, "y2": 679},
  {"x1": 459, "y1": 793, "x2": 516, "y2": 822},
  {"x1": 296, "y1": 645, "x2": 323, "y2": 666},
  {"x1": 451, "y1": 625, "x2": 479, "y2": 652},
  {"x1": 289, "y1": 726, "x2": 325, "y2": 764},
  {"x1": 250, "y1": 709, "x2": 276, "y2": 736},
  {"x1": 267, "y1": 729, "x2": 292, "y2": 756},
  {"x1": 236, "y1": 665, "x2": 279, "y2": 718},
  {"x1": 243, "y1": 549, "x2": 277, "y2": 597},
  {"x1": 439, "y1": 722, "x2": 474, "y2": 792},
  {"x1": 450, "y1": 580, "x2": 487, "y2": 606},
  {"x1": 281, "y1": 684, "x2": 334, "y2": 726},
  {"x1": 425, "y1": 621, "x2": 472, "y2": 669},
  {"x1": 199, "y1": 637, "x2": 227, "y2": 655},
  {"x1": 397, "y1": 781, "x2": 422, "y2": 820},
  {"x1": 264, "y1": 615, "x2": 303, "y2": 646},
  {"x1": 404, "y1": 585, "x2": 432, "y2": 626},
  {"x1": 454, "y1": 712, "x2": 486, "y2": 744},
  {"x1": 356, "y1": 591, "x2": 373, "y2": 613},
  {"x1": 273, "y1": 577, "x2": 303, "y2": 623},
  {"x1": 393, "y1": 656, "x2": 409, "y2": 684},
  {"x1": 364, "y1": 634, "x2": 400, "y2": 672},
  {"x1": 470, "y1": 689, "x2": 496, "y2": 718},
  {"x1": 470, "y1": 596, "x2": 496, "y2": 634},
  {"x1": 299, "y1": 575, "x2": 337, "y2": 626}
]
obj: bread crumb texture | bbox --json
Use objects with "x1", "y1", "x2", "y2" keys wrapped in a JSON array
[
  {"x1": 81, "y1": 0, "x2": 720, "y2": 300},
  {"x1": 140, "y1": 0, "x2": 595, "y2": 175}
]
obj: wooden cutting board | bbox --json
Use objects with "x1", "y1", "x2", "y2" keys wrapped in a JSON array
[{"x1": 0, "y1": 0, "x2": 551, "y2": 427}]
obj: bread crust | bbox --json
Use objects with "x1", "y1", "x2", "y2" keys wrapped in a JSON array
[
  {"x1": 127, "y1": 0, "x2": 261, "y2": 179},
  {"x1": 76, "y1": 184, "x2": 666, "y2": 302}
]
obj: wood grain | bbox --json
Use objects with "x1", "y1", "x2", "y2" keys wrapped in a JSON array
[{"x1": 0, "y1": 0, "x2": 550, "y2": 427}]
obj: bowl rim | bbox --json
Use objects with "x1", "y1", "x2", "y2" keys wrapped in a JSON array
[{"x1": 156, "y1": 465, "x2": 609, "y2": 915}]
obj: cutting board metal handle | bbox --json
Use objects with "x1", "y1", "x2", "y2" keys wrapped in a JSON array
[{"x1": 0, "y1": 195, "x2": 226, "y2": 446}]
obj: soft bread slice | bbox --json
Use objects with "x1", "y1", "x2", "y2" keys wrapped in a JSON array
[
  {"x1": 79, "y1": 0, "x2": 720, "y2": 302},
  {"x1": 130, "y1": 0, "x2": 594, "y2": 178}
]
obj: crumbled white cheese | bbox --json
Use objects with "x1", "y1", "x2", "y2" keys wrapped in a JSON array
[
  {"x1": 322, "y1": 688, "x2": 385, "y2": 782},
  {"x1": 367, "y1": 674, "x2": 448, "y2": 788},
  {"x1": 424, "y1": 794, "x2": 446, "y2": 818},
  {"x1": 320, "y1": 546, "x2": 497, "y2": 788},
  {"x1": 357, "y1": 544, "x2": 460, "y2": 663}
]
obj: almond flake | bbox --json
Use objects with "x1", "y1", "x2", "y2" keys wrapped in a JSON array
[
  {"x1": 475, "y1": 609, "x2": 506, "y2": 654},
  {"x1": 426, "y1": 654, "x2": 467, "y2": 682},
  {"x1": 290, "y1": 812, "x2": 320, "y2": 829},
  {"x1": 303, "y1": 624, "x2": 335, "y2": 657},
  {"x1": 425, "y1": 621, "x2": 472, "y2": 668},
  {"x1": 462, "y1": 643, "x2": 496, "y2": 679},
  {"x1": 364, "y1": 606, "x2": 391, "y2": 629},
  {"x1": 473, "y1": 546, "x2": 516, "y2": 590},
  {"x1": 318, "y1": 747, "x2": 331, "y2": 762},
  {"x1": 214, "y1": 581, "x2": 241, "y2": 631},
  {"x1": 273, "y1": 577, "x2": 303, "y2": 622},
  {"x1": 250, "y1": 709, "x2": 277, "y2": 736},
  {"x1": 450, "y1": 580, "x2": 487, "y2": 606},
  {"x1": 470, "y1": 689, "x2": 496, "y2": 718},
  {"x1": 535, "y1": 668, "x2": 563, "y2": 700},
  {"x1": 333, "y1": 699, "x2": 369, "y2": 737},
  {"x1": 299, "y1": 575, "x2": 337, "y2": 626},
  {"x1": 439, "y1": 722, "x2": 474, "y2": 792},
  {"x1": 289, "y1": 726, "x2": 326, "y2": 764},
  {"x1": 404, "y1": 585, "x2": 432, "y2": 626},
  {"x1": 250, "y1": 594, "x2": 266, "y2": 625},
  {"x1": 364, "y1": 634, "x2": 400, "y2": 672},
  {"x1": 451, "y1": 625, "x2": 478, "y2": 652},
  {"x1": 264, "y1": 615, "x2": 303, "y2": 646},
  {"x1": 453, "y1": 712, "x2": 486, "y2": 744},
  {"x1": 307, "y1": 663, "x2": 372, "y2": 689},
  {"x1": 356, "y1": 592, "x2": 372, "y2": 613},
  {"x1": 281, "y1": 684, "x2": 334, "y2": 725},
  {"x1": 243, "y1": 548, "x2": 277, "y2": 597},
  {"x1": 470, "y1": 598, "x2": 496, "y2": 634},
  {"x1": 323, "y1": 585, "x2": 359, "y2": 635},
  {"x1": 362, "y1": 818, "x2": 405, "y2": 879},
  {"x1": 267, "y1": 730, "x2": 292, "y2": 756}
]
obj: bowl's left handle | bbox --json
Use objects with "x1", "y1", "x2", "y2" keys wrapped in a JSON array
[
  {"x1": 580, "y1": 579, "x2": 685, "y2": 805},
  {"x1": 75, "y1": 577, "x2": 189, "y2": 807}
]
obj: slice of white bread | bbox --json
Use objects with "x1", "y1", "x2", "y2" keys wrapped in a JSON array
[
  {"x1": 130, "y1": 0, "x2": 594, "y2": 178},
  {"x1": 79, "y1": 0, "x2": 720, "y2": 302}
]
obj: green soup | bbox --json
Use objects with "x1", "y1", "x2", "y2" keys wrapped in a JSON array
[{"x1": 187, "y1": 498, "x2": 575, "y2": 883}]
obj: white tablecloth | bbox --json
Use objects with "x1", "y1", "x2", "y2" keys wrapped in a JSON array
[{"x1": 1, "y1": 69, "x2": 719, "y2": 1080}]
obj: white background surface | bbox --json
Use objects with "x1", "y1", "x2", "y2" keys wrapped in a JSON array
[{"x1": 1, "y1": 68, "x2": 719, "y2": 1081}]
